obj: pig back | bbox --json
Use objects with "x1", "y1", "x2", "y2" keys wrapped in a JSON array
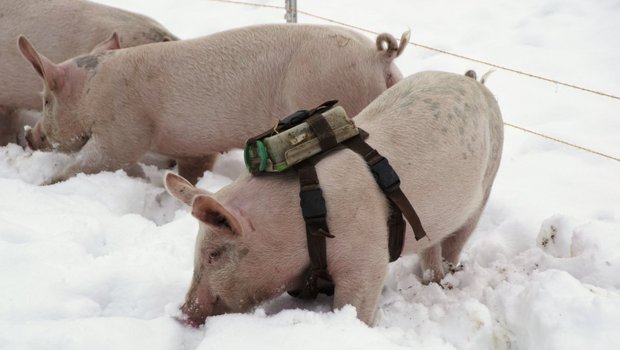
[
  {"x1": 348, "y1": 71, "x2": 503, "y2": 251},
  {"x1": 131, "y1": 24, "x2": 393, "y2": 156}
]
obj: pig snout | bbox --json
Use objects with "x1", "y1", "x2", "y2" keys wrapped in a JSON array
[
  {"x1": 180, "y1": 294, "x2": 227, "y2": 327},
  {"x1": 172, "y1": 313, "x2": 202, "y2": 328},
  {"x1": 180, "y1": 298, "x2": 209, "y2": 327}
]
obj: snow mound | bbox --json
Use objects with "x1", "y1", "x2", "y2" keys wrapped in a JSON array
[{"x1": 2, "y1": 0, "x2": 619, "y2": 349}]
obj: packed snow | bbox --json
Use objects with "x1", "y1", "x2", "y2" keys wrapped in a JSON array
[{"x1": 1, "y1": 0, "x2": 619, "y2": 349}]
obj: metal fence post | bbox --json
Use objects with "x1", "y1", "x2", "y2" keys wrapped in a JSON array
[{"x1": 285, "y1": 0, "x2": 297, "y2": 23}]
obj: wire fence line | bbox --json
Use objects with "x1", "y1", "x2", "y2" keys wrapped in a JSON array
[
  {"x1": 210, "y1": 0, "x2": 620, "y2": 102},
  {"x1": 208, "y1": 0, "x2": 620, "y2": 164},
  {"x1": 503, "y1": 123, "x2": 619, "y2": 163}
]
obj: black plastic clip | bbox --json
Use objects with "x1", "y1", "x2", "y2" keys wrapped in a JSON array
[
  {"x1": 370, "y1": 158, "x2": 401, "y2": 193},
  {"x1": 299, "y1": 188, "x2": 335, "y2": 238},
  {"x1": 280, "y1": 109, "x2": 311, "y2": 130},
  {"x1": 300, "y1": 188, "x2": 327, "y2": 221}
]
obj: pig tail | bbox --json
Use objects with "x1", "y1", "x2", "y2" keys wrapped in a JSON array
[{"x1": 376, "y1": 30, "x2": 410, "y2": 59}]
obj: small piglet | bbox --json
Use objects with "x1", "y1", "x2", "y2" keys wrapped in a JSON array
[
  {"x1": 19, "y1": 24, "x2": 409, "y2": 184},
  {"x1": 164, "y1": 70, "x2": 504, "y2": 326},
  {"x1": 0, "y1": 0, "x2": 177, "y2": 146}
]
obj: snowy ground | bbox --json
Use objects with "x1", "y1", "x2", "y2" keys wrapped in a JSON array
[{"x1": 1, "y1": 0, "x2": 619, "y2": 349}]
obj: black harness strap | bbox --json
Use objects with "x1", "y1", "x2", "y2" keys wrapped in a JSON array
[
  {"x1": 288, "y1": 160, "x2": 335, "y2": 299},
  {"x1": 287, "y1": 113, "x2": 428, "y2": 298},
  {"x1": 343, "y1": 133, "x2": 428, "y2": 243},
  {"x1": 387, "y1": 202, "x2": 407, "y2": 262},
  {"x1": 287, "y1": 113, "x2": 340, "y2": 299},
  {"x1": 306, "y1": 114, "x2": 338, "y2": 151}
]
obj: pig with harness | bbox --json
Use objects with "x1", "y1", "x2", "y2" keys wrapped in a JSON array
[{"x1": 165, "y1": 70, "x2": 504, "y2": 326}]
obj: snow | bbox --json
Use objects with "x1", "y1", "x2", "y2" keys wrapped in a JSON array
[{"x1": 1, "y1": 0, "x2": 619, "y2": 349}]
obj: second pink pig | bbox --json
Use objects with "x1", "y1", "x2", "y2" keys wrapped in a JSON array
[{"x1": 20, "y1": 24, "x2": 409, "y2": 184}]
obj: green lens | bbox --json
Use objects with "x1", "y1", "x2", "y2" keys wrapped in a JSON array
[
  {"x1": 256, "y1": 140, "x2": 268, "y2": 172},
  {"x1": 273, "y1": 163, "x2": 289, "y2": 172},
  {"x1": 243, "y1": 142, "x2": 254, "y2": 171},
  {"x1": 244, "y1": 141, "x2": 268, "y2": 173}
]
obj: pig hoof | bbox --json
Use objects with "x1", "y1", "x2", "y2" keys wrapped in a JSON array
[
  {"x1": 444, "y1": 262, "x2": 464, "y2": 274},
  {"x1": 41, "y1": 176, "x2": 65, "y2": 186},
  {"x1": 39, "y1": 179, "x2": 53, "y2": 186},
  {"x1": 421, "y1": 269, "x2": 444, "y2": 285},
  {"x1": 441, "y1": 281, "x2": 455, "y2": 290}
]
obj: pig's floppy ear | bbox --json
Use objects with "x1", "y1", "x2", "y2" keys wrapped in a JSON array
[
  {"x1": 91, "y1": 32, "x2": 121, "y2": 54},
  {"x1": 164, "y1": 171, "x2": 205, "y2": 206},
  {"x1": 18, "y1": 36, "x2": 64, "y2": 91},
  {"x1": 191, "y1": 195, "x2": 243, "y2": 236}
]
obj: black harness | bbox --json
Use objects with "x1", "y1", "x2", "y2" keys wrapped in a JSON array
[{"x1": 245, "y1": 101, "x2": 427, "y2": 299}]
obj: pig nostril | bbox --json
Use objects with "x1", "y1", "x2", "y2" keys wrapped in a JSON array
[
  {"x1": 185, "y1": 318, "x2": 202, "y2": 328},
  {"x1": 173, "y1": 315, "x2": 197, "y2": 328},
  {"x1": 174, "y1": 312, "x2": 204, "y2": 328}
]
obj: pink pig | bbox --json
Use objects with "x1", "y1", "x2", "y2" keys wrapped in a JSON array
[
  {"x1": 19, "y1": 24, "x2": 409, "y2": 184},
  {"x1": 0, "y1": 0, "x2": 177, "y2": 146},
  {"x1": 164, "y1": 70, "x2": 504, "y2": 326}
]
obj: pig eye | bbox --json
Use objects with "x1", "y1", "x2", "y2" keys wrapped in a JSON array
[{"x1": 208, "y1": 248, "x2": 223, "y2": 264}]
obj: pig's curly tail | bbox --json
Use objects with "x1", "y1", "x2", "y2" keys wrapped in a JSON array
[{"x1": 376, "y1": 30, "x2": 410, "y2": 61}]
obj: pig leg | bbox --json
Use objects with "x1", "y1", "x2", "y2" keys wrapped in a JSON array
[
  {"x1": 421, "y1": 207, "x2": 485, "y2": 283},
  {"x1": 122, "y1": 163, "x2": 146, "y2": 179},
  {"x1": 140, "y1": 152, "x2": 176, "y2": 169},
  {"x1": 332, "y1": 264, "x2": 388, "y2": 325},
  {"x1": 0, "y1": 108, "x2": 19, "y2": 146},
  {"x1": 419, "y1": 244, "x2": 445, "y2": 284},
  {"x1": 14, "y1": 110, "x2": 42, "y2": 148},
  {"x1": 441, "y1": 208, "x2": 483, "y2": 269},
  {"x1": 47, "y1": 131, "x2": 150, "y2": 184},
  {"x1": 177, "y1": 154, "x2": 218, "y2": 185}
]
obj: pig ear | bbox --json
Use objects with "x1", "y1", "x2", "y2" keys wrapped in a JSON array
[
  {"x1": 18, "y1": 36, "x2": 64, "y2": 91},
  {"x1": 191, "y1": 195, "x2": 243, "y2": 236},
  {"x1": 91, "y1": 32, "x2": 121, "y2": 54},
  {"x1": 164, "y1": 171, "x2": 206, "y2": 206}
]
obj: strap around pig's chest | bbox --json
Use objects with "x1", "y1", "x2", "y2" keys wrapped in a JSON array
[{"x1": 245, "y1": 102, "x2": 428, "y2": 300}]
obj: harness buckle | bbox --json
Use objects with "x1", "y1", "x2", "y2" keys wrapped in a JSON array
[
  {"x1": 300, "y1": 187, "x2": 334, "y2": 238},
  {"x1": 369, "y1": 157, "x2": 401, "y2": 193},
  {"x1": 299, "y1": 188, "x2": 327, "y2": 220}
]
